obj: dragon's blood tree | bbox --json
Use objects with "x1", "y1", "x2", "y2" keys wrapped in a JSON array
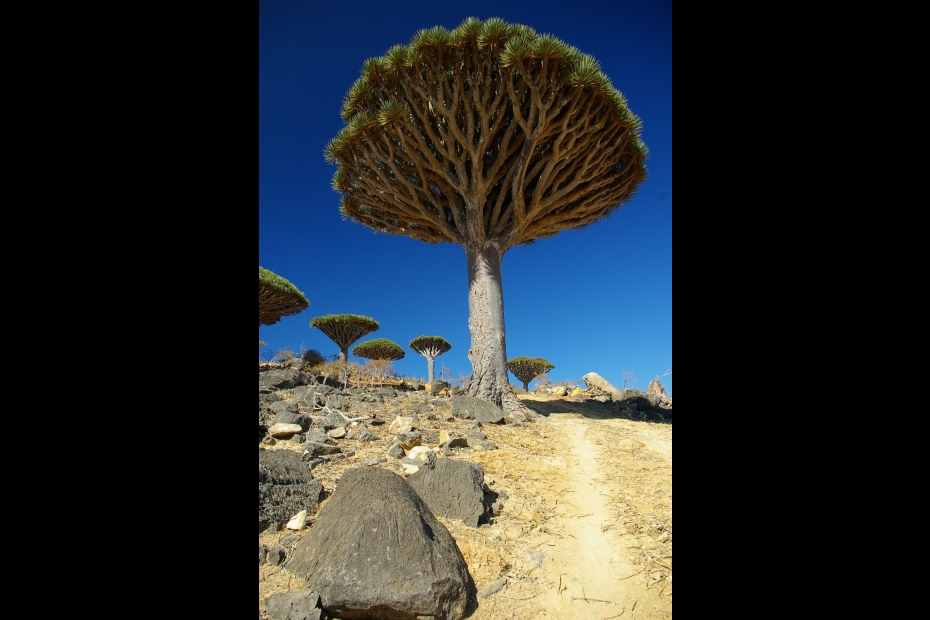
[
  {"x1": 507, "y1": 356, "x2": 555, "y2": 393},
  {"x1": 310, "y1": 314, "x2": 380, "y2": 363},
  {"x1": 324, "y1": 17, "x2": 647, "y2": 418},
  {"x1": 409, "y1": 336, "x2": 452, "y2": 384},
  {"x1": 259, "y1": 266, "x2": 309, "y2": 326}
]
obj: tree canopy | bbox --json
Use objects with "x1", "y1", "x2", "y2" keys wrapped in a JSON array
[
  {"x1": 325, "y1": 16, "x2": 647, "y2": 252},
  {"x1": 507, "y1": 356, "x2": 555, "y2": 392},
  {"x1": 310, "y1": 314, "x2": 380, "y2": 362},
  {"x1": 352, "y1": 338, "x2": 406, "y2": 361},
  {"x1": 409, "y1": 336, "x2": 452, "y2": 357},
  {"x1": 259, "y1": 266, "x2": 309, "y2": 326}
]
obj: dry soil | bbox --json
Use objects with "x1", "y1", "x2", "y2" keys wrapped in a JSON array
[{"x1": 259, "y1": 391, "x2": 672, "y2": 620}]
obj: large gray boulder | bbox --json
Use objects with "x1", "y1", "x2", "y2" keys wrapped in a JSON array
[
  {"x1": 407, "y1": 458, "x2": 488, "y2": 527},
  {"x1": 264, "y1": 591, "x2": 322, "y2": 620},
  {"x1": 260, "y1": 369, "x2": 312, "y2": 391},
  {"x1": 286, "y1": 467, "x2": 475, "y2": 620},
  {"x1": 259, "y1": 449, "x2": 323, "y2": 532},
  {"x1": 450, "y1": 395, "x2": 504, "y2": 424}
]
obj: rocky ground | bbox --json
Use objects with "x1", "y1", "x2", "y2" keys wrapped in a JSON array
[{"x1": 259, "y1": 369, "x2": 672, "y2": 620}]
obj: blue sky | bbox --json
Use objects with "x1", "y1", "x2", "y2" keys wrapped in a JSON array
[{"x1": 258, "y1": 0, "x2": 672, "y2": 396}]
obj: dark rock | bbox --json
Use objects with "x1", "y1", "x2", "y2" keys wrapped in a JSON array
[
  {"x1": 266, "y1": 545, "x2": 286, "y2": 565},
  {"x1": 259, "y1": 449, "x2": 323, "y2": 532},
  {"x1": 429, "y1": 380, "x2": 451, "y2": 394},
  {"x1": 276, "y1": 411, "x2": 314, "y2": 432},
  {"x1": 451, "y1": 395, "x2": 504, "y2": 424},
  {"x1": 472, "y1": 440, "x2": 497, "y2": 451},
  {"x1": 270, "y1": 401, "x2": 298, "y2": 417},
  {"x1": 265, "y1": 591, "x2": 322, "y2": 620},
  {"x1": 259, "y1": 543, "x2": 267, "y2": 564},
  {"x1": 285, "y1": 467, "x2": 475, "y2": 620},
  {"x1": 304, "y1": 431, "x2": 334, "y2": 445},
  {"x1": 303, "y1": 442, "x2": 342, "y2": 457},
  {"x1": 465, "y1": 430, "x2": 487, "y2": 440},
  {"x1": 302, "y1": 457, "x2": 324, "y2": 470},
  {"x1": 407, "y1": 458, "x2": 488, "y2": 528},
  {"x1": 387, "y1": 442, "x2": 406, "y2": 458},
  {"x1": 325, "y1": 394, "x2": 348, "y2": 411},
  {"x1": 262, "y1": 436, "x2": 276, "y2": 446},
  {"x1": 261, "y1": 369, "x2": 312, "y2": 391},
  {"x1": 375, "y1": 387, "x2": 396, "y2": 397},
  {"x1": 357, "y1": 430, "x2": 381, "y2": 442}
]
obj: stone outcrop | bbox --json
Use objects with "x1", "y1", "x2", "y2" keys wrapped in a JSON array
[
  {"x1": 582, "y1": 372, "x2": 624, "y2": 401},
  {"x1": 450, "y1": 395, "x2": 504, "y2": 424},
  {"x1": 407, "y1": 458, "x2": 488, "y2": 527},
  {"x1": 285, "y1": 467, "x2": 475, "y2": 620},
  {"x1": 259, "y1": 449, "x2": 323, "y2": 533}
]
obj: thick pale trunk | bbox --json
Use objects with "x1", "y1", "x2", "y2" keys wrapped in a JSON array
[
  {"x1": 464, "y1": 244, "x2": 528, "y2": 417},
  {"x1": 426, "y1": 357, "x2": 435, "y2": 383},
  {"x1": 338, "y1": 347, "x2": 348, "y2": 363}
]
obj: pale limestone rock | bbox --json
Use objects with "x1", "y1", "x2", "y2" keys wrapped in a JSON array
[
  {"x1": 407, "y1": 445, "x2": 433, "y2": 460},
  {"x1": 582, "y1": 372, "x2": 624, "y2": 401},
  {"x1": 388, "y1": 415, "x2": 414, "y2": 434},
  {"x1": 286, "y1": 510, "x2": 307, "y2": 530},
  {"x1": 268, "y1": 423, "x2": 303, "y2": 438}
]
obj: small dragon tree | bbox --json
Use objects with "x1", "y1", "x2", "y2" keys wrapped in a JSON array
[
  {"x1": 324, "y1": 17, "x2": 647, "y2": 418},
  {"x1": 507, "y1": 357, "x2": 555, "y2": 393},
  {"x1": 409, "y1": 336, "x2": 452, "y2": 384},
  {"x1": 353, "y1": 338, "x2": 406, "y2": 387},
  {"x1": 310, "y1": 314, "x2": 380, "y2": 363},
  {"x1": 259, "y1": 266, "x2": 309, "y2": 326}
]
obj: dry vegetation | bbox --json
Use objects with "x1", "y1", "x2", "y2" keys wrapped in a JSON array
[{"x1": 259, "y1": 377, "x2": 671, "y2": 620}]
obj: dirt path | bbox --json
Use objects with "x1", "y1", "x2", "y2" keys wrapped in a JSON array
[{"x1": 454, "y1": 405, "x2": 673, "y2": 620}]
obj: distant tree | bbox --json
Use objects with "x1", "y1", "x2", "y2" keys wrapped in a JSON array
[
  {"x1": 352, "y1": 338, "x2": 406, "y2": 362},
  {"x1": 309, "y1": 314, "x2": 380, "y2": 363},
  {"x1": 409, "y1": 336, "x2": 452, "y2": 384},
  {"x1": 354, "y1": 338, "x2": 406, "y2": 388},
  {"x1": 507, "y1": 357, "x2": 555, "y2": 392},
  {"x1": 259, "y1": 267, "x2": 309, "y2": 326},
  {"x1": 325, "y1": 17, "x2": 647, "y2": 417}
]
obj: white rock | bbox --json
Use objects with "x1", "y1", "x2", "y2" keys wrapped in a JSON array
[
  {"x1": 388, "y1": 415, "x2": 414, "y2": 434},
  {"x1": 402, "y1": 463, "x2": 420, "y2": 474},
  {"x1": 582, "y1": 372, "x2": 624, "y2": 400},
  {"x1": 407, "y1": 445, "x2": 432, "y2": 460},
  {"x1": 286, "y1": 510, "x2": 307, "y2": 530}
]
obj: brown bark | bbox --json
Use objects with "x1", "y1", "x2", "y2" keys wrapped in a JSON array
[{"x1": 463, "y1": 243, "x2": 530, "y2": 419}]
